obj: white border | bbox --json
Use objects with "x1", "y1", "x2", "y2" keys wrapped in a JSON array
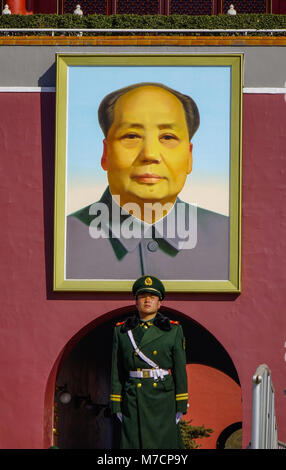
[
  {"x1": 0, "y1": 86, "x2": 285, "y2": 94},
  {"x1": 243, "y1": 87, "x2": 286, "y2": 94},
  {"x1": 0, "y1": 87, "x2": 56, "y2": 92}
]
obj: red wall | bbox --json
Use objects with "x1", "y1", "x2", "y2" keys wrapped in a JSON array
[
  {"x1": 6, "y1": 0, "x2": 33, "y2": 14},
  {"x1": 33, "y1": 0, "x2": 58, "y2": 14},
  {"x1": 7, "y1": 0, "x2": 57, "y2": 14},
  {"x1": 0, "y1": 91, "x2": 286, "y2": 449},
  {"x1": 185, "y1": 364, "x2": 242, "y2": 448},
  {"x1": 272, "y1": 0, "x2": 286, "y2": 13}
]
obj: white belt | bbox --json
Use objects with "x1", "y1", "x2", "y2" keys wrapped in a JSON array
[{"x1": 129, "y1": 368, "x2": 169, "y2": 380}]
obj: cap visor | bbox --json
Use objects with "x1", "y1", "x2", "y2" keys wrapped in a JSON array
[{"x1": 135, "y1": 287, "x2": 161, "y2": 299}]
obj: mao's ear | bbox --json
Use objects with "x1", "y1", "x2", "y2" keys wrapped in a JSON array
[
  {"x1": 101, "y1": 139, "x2": 108, "y2": 171},
  {"x1": 187, "y1": 142, "x2": 193, "y2": 174}
]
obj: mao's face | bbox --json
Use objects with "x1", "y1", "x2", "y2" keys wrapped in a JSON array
[{"x1": 101, "y1": 86, "x2": 193, "y2": 207}]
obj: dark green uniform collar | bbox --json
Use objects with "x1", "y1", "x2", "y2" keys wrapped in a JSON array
[
  {"x1": 139, "y1": 317, "x2": 155, "y2": 328},
  {"x1": 121, "y1": 311, "x2": 171, "y2": 333}
]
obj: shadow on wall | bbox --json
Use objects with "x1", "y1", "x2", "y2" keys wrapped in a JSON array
[
  {"x1": 52, "y1": 308, "x2": 242, "y2": 449},
  {"x1": 38, "y1": 63, "x2": 56, "y2": 88}
]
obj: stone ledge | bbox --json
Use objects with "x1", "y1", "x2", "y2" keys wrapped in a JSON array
[{"x1": 0, "y1": 35, "x2": 285, "y2": 46}]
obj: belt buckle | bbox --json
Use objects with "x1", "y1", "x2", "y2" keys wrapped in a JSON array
[{"x1": 142, "y1": 369, "x2": 150, "y2": 378}]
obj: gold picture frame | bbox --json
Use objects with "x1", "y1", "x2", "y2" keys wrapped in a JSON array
[{"x1": 54, "y1": 53, "x2": 242, "y2": 293}]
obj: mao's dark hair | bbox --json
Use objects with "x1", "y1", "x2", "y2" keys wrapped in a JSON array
[{"x1": 98, "y1": 82, "x2": 200, "y2": 140}]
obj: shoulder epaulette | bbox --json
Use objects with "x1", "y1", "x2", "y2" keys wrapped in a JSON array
[
  {"x1": 170, "y1": 320, "x2": 180, "y2": 325},
  {"x1": 116, "y1": 321, "x2": 125, "y2": 327}
]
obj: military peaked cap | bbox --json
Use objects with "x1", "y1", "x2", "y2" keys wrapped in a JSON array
[{"x1": 132, "y1": 275, "x2": 165, "y2": 300}]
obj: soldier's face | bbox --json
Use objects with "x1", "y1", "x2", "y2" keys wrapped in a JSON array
[
  {"x1": 136, "y1": 292, "x2": 161, "y2": 318},
  {"x1": 101, "y1": 86, "x2": 193, "y2": 208}
]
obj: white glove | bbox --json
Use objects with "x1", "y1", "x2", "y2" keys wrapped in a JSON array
[
  {"x1": 176, "y1": 412, "x2": 183, "y2": 424},
  {"x1": 116, "y1": 412, "x2": 123, "y2": 422}
]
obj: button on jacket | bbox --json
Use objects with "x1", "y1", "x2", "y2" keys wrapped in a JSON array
[{"x1": 110, "y1": 311, "x2": 188, "y2": 449}]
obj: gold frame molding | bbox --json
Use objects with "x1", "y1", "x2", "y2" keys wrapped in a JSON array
[{"x1": 54, "y1": 53, "x2": 243, "y2": 293}]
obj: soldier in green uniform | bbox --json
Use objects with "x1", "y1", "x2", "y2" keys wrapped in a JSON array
[{"x1": 110, "y1": 275, "x2": 188, "y2": 449}]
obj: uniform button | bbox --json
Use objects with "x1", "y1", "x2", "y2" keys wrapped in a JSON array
[
  {"x1": 137, "y1": 383, "x2": 142, "y2": 388},
  {"x1": 153, "y1": 382, "x2": 157, "y2": 388},
  {"x1": 147, "y1": 241, "x2": 159, "y2": 252},
  {"x1": 153, "y1": 350, "x2": 158, "y2": 355}
]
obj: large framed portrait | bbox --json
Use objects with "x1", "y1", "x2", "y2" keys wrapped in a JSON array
[{"x1": 54, "y1": 54, "x2": 242, "y2": 293}]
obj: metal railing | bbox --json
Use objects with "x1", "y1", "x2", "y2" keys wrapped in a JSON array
[
  {"x1": 0, "y1": 28, "x2": 285, "y2": 36},
  {"x1": 250, "y1": 364, "x2": 278, "y2": 449}
]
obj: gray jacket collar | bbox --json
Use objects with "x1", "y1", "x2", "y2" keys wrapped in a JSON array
[{"x1": 99, "y1": 187, "x2": 191, "y2": 254}]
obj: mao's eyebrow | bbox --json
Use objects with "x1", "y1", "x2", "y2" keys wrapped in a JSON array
[
  {"x1": 117, "y1": 123, "x2": 144, "y2": 130},
  {"x1": 117, "y1": 123, "x2": 181, "y2": 130},
  {"x1": 158, "y1": 123, "x2": 180, "y2": 130}
]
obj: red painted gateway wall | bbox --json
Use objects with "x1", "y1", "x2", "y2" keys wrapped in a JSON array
[{"x1": 0, "y1": 91, "x2": 285, "y2": 449}]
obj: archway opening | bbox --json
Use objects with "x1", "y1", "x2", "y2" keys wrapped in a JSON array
[{"x1": 51, "y1": 307, "x2": 242, "y2": 449}]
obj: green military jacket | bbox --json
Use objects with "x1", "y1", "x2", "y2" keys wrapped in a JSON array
[{"x1": 110, "y1": 311, "x2": 188, "y2": 449}]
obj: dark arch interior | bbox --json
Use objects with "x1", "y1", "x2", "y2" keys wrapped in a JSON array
[
  {"x1": 163, "y1": 308, "x2": 240, "y2": 386},
  {"x1": 54, "y1": 308, "x2": 240, "y2": 449}
]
